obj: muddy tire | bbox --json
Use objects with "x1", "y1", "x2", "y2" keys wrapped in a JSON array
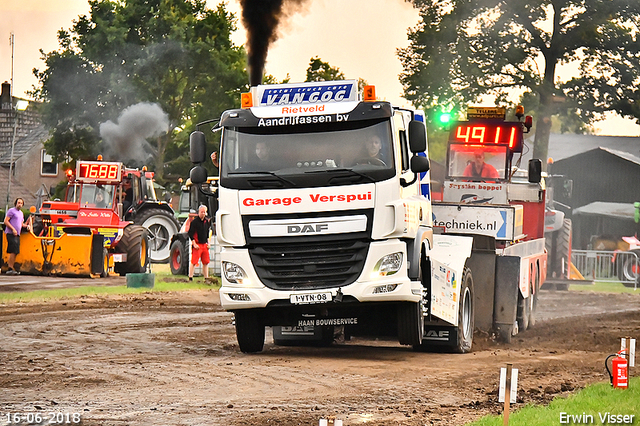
[
  {"x1": 529, "y1": 265, "x2": 540, "y2": 328},
  {"x1": 169, "y1": 238, "x2": 189, "y2": 276},
  {"x1": 517, "y1": 264, "x2": 532, "y2": 332},
  {"x1": 516, "y1": 293, "x2": 531, "y2": 332},
  {"x1": 451, "y1": 268, "x2": 474, "y2": 353},
  {"x1": 114, "y1": 225, "x2": 150, "y2": 276},
  {"x1": 234, "y1": 310, "x2": 265, "y2": 353},
  {"x1": 398, "y1": 301, "x2": 424, "y2": 346},
  {"x1": 135, "y1": 208, "x2": 180, "y2": 264}
]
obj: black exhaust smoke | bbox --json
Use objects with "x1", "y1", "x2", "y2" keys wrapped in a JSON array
[{"x1": 240, "y1": 0, "x2": 307, "y2": 86}]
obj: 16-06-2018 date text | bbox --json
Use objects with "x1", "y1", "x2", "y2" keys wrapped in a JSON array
[{"x1": 3, "y1": 412, "x2": 82, "y2": 424}]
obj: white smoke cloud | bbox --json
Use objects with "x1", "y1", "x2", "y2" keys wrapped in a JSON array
[{"x1": 99, "y1": 102, "x2": 169, "y2": 164}]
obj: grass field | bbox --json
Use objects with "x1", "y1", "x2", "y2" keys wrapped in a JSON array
[
  {"x1": 569, "y1": 280, "x2": 639, "y2": 294},
  {"x1": 468, "y1": 377, "x2": 640, "y2": 425},
  {"x1": 0, "y1": 264, "x2": 219, "y2": 303}
]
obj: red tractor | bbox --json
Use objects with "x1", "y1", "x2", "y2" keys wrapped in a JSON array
[{"x1": 20, "y1": 160, "x2": 154, "y2": 276}]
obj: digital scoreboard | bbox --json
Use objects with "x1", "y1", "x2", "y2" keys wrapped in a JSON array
[
  {"x1": 448, "y1": 122, "x2": 524, "y2": 152},
  {"x1": 76, "y1": 161, "x2": 122, "y2": 183}
]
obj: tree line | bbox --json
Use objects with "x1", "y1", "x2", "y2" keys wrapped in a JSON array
[{"x1": 33, "y1": 0, "x2": 640, "y2": 185}]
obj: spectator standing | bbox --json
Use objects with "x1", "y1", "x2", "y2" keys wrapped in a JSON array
[
  {"x1": 187, "y1": 205, "x2": 213, "y2": 283},
  {"x1": 4, "y1": 198, "x2": 30, "y2": 275}
]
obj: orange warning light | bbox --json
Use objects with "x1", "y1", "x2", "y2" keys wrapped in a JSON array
[
  {"x1": 241, "y1": 92, "x2": 253, "y2": 109},
  {"x1": 363, "y1": 85, "x2": 376, "y2": 101}
]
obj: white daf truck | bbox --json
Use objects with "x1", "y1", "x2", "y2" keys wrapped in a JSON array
[{"x1": 189, "y1": 80, "x2": 477, "y2": 353}]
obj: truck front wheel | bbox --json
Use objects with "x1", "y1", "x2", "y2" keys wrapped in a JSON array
[
  {"x1": 397, "y1": 301, "x2": 423, "y2": 346},
  {"x1": 234, "y1": 310, "x2": 265, "y2": 353},
  {"x1": 452, "y1": 268, "x2": 474, "y2": 353}
]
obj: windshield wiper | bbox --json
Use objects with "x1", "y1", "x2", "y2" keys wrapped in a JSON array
[
  {"x1": 228, "y1": 171, "x2": 296, "y2": 187},
  {"x1": 305, "y1": 168, "x2": 375, "y2": 184}
]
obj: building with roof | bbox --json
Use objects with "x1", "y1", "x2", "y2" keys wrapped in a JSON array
[
  {"x1": 544, "y1": 135, "x2": 640, "y2": 249},
  {"x1": 0, "y1": 82, "x2": 62, "y2": 209}
]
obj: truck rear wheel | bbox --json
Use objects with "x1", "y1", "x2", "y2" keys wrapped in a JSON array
[
  {"x1": 397, "y1": 301, "x2": 423, "y2": 346},
  {"x1": 169, "y1": 238, "x2": 189, "y2": 275},
  {"x1": 234, "y1": 310, "x2": 265, "y2": 353},
  {"x1": 135, "y1": 208, "x2": 180, "y2": 264},
  {"x1": 516, "y1": 293, "x2": 530, "y2": 331},
  {"x1": 452, "y1": 268, "x2": 474, "y2": 353},
  {"x1": 114, "y1": 225, "x2": 150, "y2": 276},
  {"x1": 528, "y1": 265, "x2": 540, "y2": 328}
]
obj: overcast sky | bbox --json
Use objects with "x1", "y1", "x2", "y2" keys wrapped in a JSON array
[{"x1": 1, "y1": 0, "x2": 639, "y2": 136}]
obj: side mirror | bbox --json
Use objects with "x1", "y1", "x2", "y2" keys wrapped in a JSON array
[
  {"x1": 528, "y1": 159, "x2": 542, "y2": 183},
  {"x1": 408, "y1": 120, "x2": 427, "y2": 153},
  {"x1": 190, "y1": 165, "x2": 207, "y2": 185},
  {"x1": 190, "y1": 131, "x2": 207, "y2": 164},
  {"x1": 410, "y1": 155, "x2": 430, "y2": 173}
]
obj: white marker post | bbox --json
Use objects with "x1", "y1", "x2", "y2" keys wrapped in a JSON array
[
  {"x1": 621, "y1": 337, "x2": 636, "y2": 368},
  {"x1": 319, "y1": 417, "x2": 342, "y2": 426},
  {"x1": 499, "y1": 363, "x2": 518, "y2": 425}
]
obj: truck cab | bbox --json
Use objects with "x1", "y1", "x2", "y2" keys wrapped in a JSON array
[{"x1": 190, "y1": 80, "x2": 445, "y2": 353}]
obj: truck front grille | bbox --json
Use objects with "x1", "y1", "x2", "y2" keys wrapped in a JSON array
[{"x1": 248, "y1": 239, "x2": 369, "y2": 290}]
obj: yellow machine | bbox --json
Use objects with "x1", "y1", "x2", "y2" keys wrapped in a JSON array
[{"x1": 1, "y1": 228, "x2": 104, "y2": 277}]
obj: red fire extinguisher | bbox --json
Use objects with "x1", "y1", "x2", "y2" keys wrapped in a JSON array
[{"x1": 606, "y1": 349, "x2": 629, "y2": 389}]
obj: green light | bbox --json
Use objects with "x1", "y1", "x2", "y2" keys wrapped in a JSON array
[{"x1": 439, "y1": 112, "x2": 452, "y2": 124}]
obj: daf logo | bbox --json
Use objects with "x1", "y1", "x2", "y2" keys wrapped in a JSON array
[
  {"x1": 425, "y1": 330, "x2": 450, "y2": 340},
  {"x1": 287, "y1": 224, "x2": 329, "y2": 234}
]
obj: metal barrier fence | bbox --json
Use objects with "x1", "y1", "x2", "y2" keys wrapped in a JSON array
[{"x1": 571, "y1": 250, "x2": 639, "y2": 290}]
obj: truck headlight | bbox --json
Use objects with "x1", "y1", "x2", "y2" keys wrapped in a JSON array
[
  {"x1": 372, "y1": 252, "x2": 403, "y2": 277},
  {"x1": 223, "y1": 262, "x2": 248, "y2": 285}
]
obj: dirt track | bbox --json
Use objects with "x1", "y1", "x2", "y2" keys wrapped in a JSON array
[{"x1": 0, "y1": 287, "x2": 639, "y2": 426}]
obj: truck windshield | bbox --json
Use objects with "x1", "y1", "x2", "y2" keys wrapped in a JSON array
[{"x1": 220, "y1": 120, "x2": 395, "y2": 189}]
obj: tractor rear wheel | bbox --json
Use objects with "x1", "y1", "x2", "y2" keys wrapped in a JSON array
[
  {"x1": 114, "y1": 225, "x2": 150, "y2": 276},
  {"x1": 135, "y1": 208, "x2": 180, "y2": 264}
]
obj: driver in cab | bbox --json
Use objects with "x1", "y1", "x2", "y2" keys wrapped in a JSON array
[
  {"x1": 463, "y1": 151, "x2": 499, "y2": 180},
  {"x1": 355, "y1": 135, "x2": 387, "y2": 166},
  {"x1": 248, "y1": 141, "x2": 278, "y2": 170}
]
